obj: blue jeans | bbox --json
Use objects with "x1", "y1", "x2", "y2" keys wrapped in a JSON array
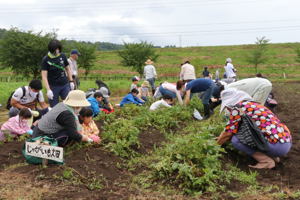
[
  {"x1": 159, "y1": 86, "x2": 176, "y2": 98},
  {"x1": 200, "y1": 82, "x2": 216, "y2": 105},
  {"x1": 49, "y1": 84, "x2": 70, "y2": 107},
  {"x1": 147, "y1": 78, "x2": 156, "y2": 90},
  {"x1": 231, "y1": 135, "x2": 292, "y2": 157}
]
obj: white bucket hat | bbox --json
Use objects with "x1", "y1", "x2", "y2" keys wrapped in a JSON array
[
  {"x1": 63, "y1": 90, "x2": 91, "y2": 107},
  {"x1": 226, "y1": 58, "x2": 232, "y2": 63},
  {"x1": 220, "y1": 88, "x2": 253, "y2": 113}
]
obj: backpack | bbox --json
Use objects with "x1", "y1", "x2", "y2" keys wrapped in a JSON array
[{"x1": 6, "y1": 86, "x2": 39, "y2": 110}]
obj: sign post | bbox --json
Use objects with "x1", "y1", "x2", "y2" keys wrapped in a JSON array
[{"x1": 25, "y1": 142, "x2": 64, "y2": 164}]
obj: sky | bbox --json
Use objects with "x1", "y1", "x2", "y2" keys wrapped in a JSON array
[{"x1": 0, "y1": 0, "x2": 300, "y2": 47}]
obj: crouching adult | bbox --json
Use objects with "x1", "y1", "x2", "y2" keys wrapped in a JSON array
[
  {"x1": 9, "y1": 79, "x2": 48, "y2": 118},
  {"x1": 32, "y1": 90, "x2": 92, "y2": 147},
  {"x1": 217, "y1": 88, "x2": 292, "y2": 169}
]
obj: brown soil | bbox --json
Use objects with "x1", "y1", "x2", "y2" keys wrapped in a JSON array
[
  {"x1": 0, "y1": 82, "x2": 299, "y2": 199},
  {"x1": 224, "y1": 82, "x2": 300, "y2": 192}
]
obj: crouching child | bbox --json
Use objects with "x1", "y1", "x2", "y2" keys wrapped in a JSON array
[
  {"x1": 150, "y1": 94, "x2": 174, "y2": 111},
  {"x1": 79, "y1": 108, "x2": 101, "y2": 143},
  {"x1": 0, "y1": 108, "x2": 33, "y2": 141},
  {"x1": 120, "y1": 88, "x2": 145, "y2": 107}
]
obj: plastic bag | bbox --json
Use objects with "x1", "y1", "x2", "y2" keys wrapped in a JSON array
[{"x1": 193, "y1": 109, "x2": 203, "y2": 120}]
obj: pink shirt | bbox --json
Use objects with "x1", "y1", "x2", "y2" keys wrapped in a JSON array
[{"x1": 1, "y1": 115, "x2": 31, "y2": 135}]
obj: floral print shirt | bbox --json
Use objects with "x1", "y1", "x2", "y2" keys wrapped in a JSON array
[
  {"x1": 81, "y1": 120, "x2": 99, "y2": 137},
  {"x1": 225, "y1": 101, "x2": 291, "y2": 144}
]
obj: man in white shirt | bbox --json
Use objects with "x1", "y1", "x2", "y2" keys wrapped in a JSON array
[
  {"x1": 9, "y1": 80, "x2": 48, "y2": 118},
  {"x1": 224, "y1": 58, "x2": 237, "y2": 83},
  {"x1": 180, "y1": 61, "x2": 196, "y2": 82},
  {"x1": 226, "y1": 77, "x2": 272, "y2": 104},
  {"x1": 68, "y1": 49, "x2": 80, "y2": 89},
  {"x1": 150, "y1": 94, "x2": 173, "y2": 111},
  {"x1": 143, "y1": 59, "x2": 157, "y2": 94}
]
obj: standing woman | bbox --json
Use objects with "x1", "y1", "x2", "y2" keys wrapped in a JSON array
[
  {"x1": 41, "y1": 39, "x2": 75, "y2": 108},
  {"x1": 217, "y1": 88, "x2": 292, "y2": 169},
  {"x1": 224, "y1": 58, "x2": 237, "y2": 83}
]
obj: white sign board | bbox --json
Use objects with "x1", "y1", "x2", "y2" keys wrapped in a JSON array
[{"x1": 25, "y1": 142, "x2": 64, "y2": 162}]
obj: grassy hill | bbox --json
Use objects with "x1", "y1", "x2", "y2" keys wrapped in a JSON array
[{"x1": 93, "y1": 42, "x2": 300, "y2": 80}]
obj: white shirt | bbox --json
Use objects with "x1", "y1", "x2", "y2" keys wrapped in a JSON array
[
  {"x1": 68, "y1": 58, "x2": 78, "y2": 76},
  {"x1": 226, "y1": 77, "x2": 272, "y2": 98},
  {"x1": 224, "y1": 63, "x2": 236, "y2": 78},
  {"x1": 12, "y1": 86, "x2": 45, "y2": 105},
  {"x1": 161, "y1": 82, "x2": 183, "y2": 105},
  {"x1": 150, "y1": 99, "x2": 172, "y2": 111},
  {"x1": 180, "y1": 63, "x2": 196, "y2": 81},
  {"x1": 144, "y1": 64, "x2": 157, "y2": 79}
]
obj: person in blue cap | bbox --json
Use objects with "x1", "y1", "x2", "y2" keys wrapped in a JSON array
[{"x1": 68, "y1": 49, "x2": 81, "y2": 89}]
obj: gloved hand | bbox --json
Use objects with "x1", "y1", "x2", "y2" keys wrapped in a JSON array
[
  {"x1": 70, "y1": 82, "x2": 75, "y2": 90},
  {"x1": 47, "y1": 90, "x2": 54, "y2": 100},
  {"x1": 87, "y1": 138, "x2": 93, "y2": 143},
  {"x1": 26, "y1": 129, "x2": 33, "y2": 135},
  {"x1": 89, "y1": 135, "x2": 101, "y2": 143}
]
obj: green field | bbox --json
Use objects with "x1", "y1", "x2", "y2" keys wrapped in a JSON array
[
  {"x1": 1, "y1": 42, "x2": 300, "y2": 80},
  {"x1": 1, "y1": 42, "x2": 300, "y2": 105}
]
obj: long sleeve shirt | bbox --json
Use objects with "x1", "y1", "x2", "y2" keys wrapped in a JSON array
[
  {"x1": 1, "y1": 115, "x2": 31, "y2": 135},
  {"x1": 144, "y1": 64, "x2": 157, "y2": 79},
  {"x1": 87, "y1": 97, "x2": 100, "y2": 117},
  {"x1": 120, "y1": 93, "x2": 144, "y2": 107},
  {"x1": 150, "y1": 99, "x2": 172, "y2": 111},
  {"x1": 180, "y1": 63, "x2": 196, "y2": 81},
  {"x1": 161, "y1": 82, "x2": 183, "y2": 105},
  {"x1": 81, "y1": 120, "x2": 99, "y2": 137}
]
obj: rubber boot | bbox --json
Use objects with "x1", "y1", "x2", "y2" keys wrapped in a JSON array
[
  {"x1": 249, "y1": 152, "x2": 275, "y2": 169},
  {"x1": 203, "y1": 104, "x2": 211, "y2": 120}
]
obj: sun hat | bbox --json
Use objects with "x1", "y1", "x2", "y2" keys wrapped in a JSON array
[
  {"x1": 141, "y1": 81, "x2": 150, "y2": 88},
  {"x1": 226, "y1": 58, "x2": 232, "y2": 63},
  {"x1": 99, "y1": 87, "x2": 110, "y2": 98},
  {"x1": 220, "y1": 88, "x2": 253, "y2": 113},
  {"x1": 63, "y1": 90, "x2": 91, "y2": 107},
  {"x1": 145, "y1": 59, "x2": 154, "y2": 65}
]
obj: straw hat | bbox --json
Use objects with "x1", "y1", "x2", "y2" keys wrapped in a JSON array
[
  {"x1": 145, "y1": 59, "x2": 154, "y2": 65},
  {"x1": 63, "y1": 90, "x2": 91, "y2": 107},
  {"x1": 142, "y1": 81, "x2": 150, "y2": 87}
]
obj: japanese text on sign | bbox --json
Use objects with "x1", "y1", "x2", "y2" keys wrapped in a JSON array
[{"x1": 25, "y1": 142, "x2": 64, "y2": 162}]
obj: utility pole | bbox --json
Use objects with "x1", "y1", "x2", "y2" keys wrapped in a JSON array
[{"x1": 179, "y1": 35, "x2": 182, "y2": 47}]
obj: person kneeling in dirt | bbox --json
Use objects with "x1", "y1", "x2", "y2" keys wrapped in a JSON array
[
  {"x1": 120, "y1": 88, "x2": 145, "y2": 107},
  {"x1": 32, "y1": 90, "x2": 93, "y2": 147},
  {"x1": 87, "y1": 92, "x2": 104, "y2": 117},
  {"x1": 79, "y1": 107, "x2": 101, "y2": 144},
  {"x1": 217, "y1": 88, "x2": 292, "y2": 169},
  {"x1": 0, "y1": 108, "x2": 33, "y2": 141},
  {"x1": 8, "y1": 79, "x2": 49, "y2": 119},
  {"x1": 150, "y1": 94, "x2": 174, "y2": 111}
]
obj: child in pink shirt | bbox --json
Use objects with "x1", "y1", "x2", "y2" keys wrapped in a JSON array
[{"x1": 0, "y1": 108, "x2": 33, "y2": 141}]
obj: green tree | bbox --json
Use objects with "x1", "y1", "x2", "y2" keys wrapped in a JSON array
[
  {"x1": 0, "y1": 27, "x2": 55, "y2": 78},
  {"x1": 63, "y1": 40, "x2": 97, "y2": 76},
  {"x1": 76, "y1": 42, "x2": 97, "y2": 76},
  {"x1": 118, "y1": 41, "x2": 159, "y2": 76},
  {"x1": 247, "y1": 36, "x2": 270, "y2": 74}
]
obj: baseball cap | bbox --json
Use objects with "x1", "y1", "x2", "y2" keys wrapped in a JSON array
[
  {"x1": 99, "y1": 87, "x2": 110, "y2": 98},
  {"x1": 132, "y1": 76, "x2": 140, "y2": 82},
  {"x1": 71, "y1": 49, "x2": 81, "y2": 56}
]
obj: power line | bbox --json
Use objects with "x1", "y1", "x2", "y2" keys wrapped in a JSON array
[{"x1": 0, "y1": 0, "x2": 272, "y2": 13}]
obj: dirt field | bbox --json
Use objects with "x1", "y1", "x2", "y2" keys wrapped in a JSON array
[{"x1": 0, "y1": 82, "x2": 299, "y2": 200}]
